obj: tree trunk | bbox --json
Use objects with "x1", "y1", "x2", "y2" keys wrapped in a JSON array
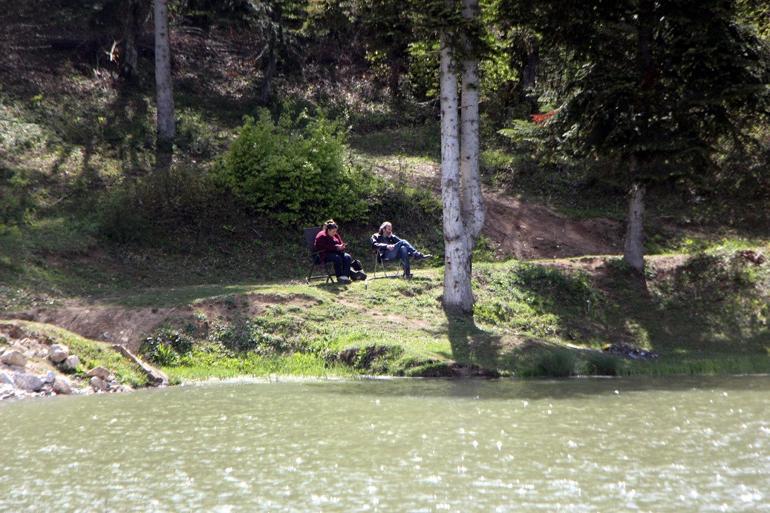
[
  {"x1": 440, "y1": 24, "x2": 472, "y2": 314},
  {"x1": 623, "y1": 181, "x2": 646, "y2": 273},
  {"x1": 521, "y1": 34, "x2": 538, "y2": 91},
  {"x1": 120, "y1": 0, "x2": 146, "y2": 80},
  {"x1": 460, "y1": 0, "x2": 484, "y2": 247},
  {"x1": 259, "y1": 38, "x2": 277, "y2": 105},
  {"x1": 154, "y1": 0, "x2": 175, "y2": 149},
  {"x1": 440, "y1": 0, "x2": 484, "y2": 315}
]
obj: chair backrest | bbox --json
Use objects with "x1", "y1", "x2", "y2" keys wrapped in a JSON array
[{"x1": 303, "y1": 227, "x2": 322, "y2": 252}]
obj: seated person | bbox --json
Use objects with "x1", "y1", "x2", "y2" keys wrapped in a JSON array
[
  {"x1": 370, "y1": 221, "x2": 432, "y2": 279},
  {"x1": 314, "y1": 220, "x2": 365, "y2": 283}
]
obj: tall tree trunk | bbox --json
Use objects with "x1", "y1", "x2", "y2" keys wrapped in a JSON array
[
  {"x1": 259, "y1": 39, "x2": 277, "y2": 105},
  {"x1": 460, "y1": 0, "x2": 484, "y2": 247},
  {"x1": 154, "y1": 0, "x2": 175, "y2": 150},
  {"x1": 623, "y1": 180, "x2": 646, "y2": 273},
  {"x1": 440, "y1": 23, "x2": 472, "y2": 314},
  {"x1": 120, "y1": 0, "x2": 146, "y2": 80},
  {"x1": 441, "y1": 0, "x2": 484, "y2": 315},
  {"x1": 520, "y1": 31, "x2": 539, "y2": 91}
]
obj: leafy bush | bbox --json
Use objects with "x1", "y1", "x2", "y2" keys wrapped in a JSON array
[
  {"x1": 141, "y1": 328, "x2": 194, "y2": 366},
  {"x1": 209, "y1": 316, "x2": 303, "y2": 355},
  {"x1": 216, "y1": 110, "x2": 368, "y2": 225}
]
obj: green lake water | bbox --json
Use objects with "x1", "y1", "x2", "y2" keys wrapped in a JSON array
[{"x1": 1, "y1": 376, "x2": 768, "y2": 512}]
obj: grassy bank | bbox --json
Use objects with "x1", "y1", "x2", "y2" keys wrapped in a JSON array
[{"x1": 72, "y1": 248, "x2": 766, "y2": 381}]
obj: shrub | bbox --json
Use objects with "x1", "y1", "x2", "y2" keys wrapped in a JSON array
[
  {"x1": 141, "y1": 328, "x2": 194, "y2": 366},
  {"x1": 216, "y1": 110, "x2": 368, "y2": 225}
]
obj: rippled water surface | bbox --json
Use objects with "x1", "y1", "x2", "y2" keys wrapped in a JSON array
[{"x1": 1, "y1": 377, "x2": 768, "y2": 512}]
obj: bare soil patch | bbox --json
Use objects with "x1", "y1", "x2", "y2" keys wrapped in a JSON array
[
  {"x1": 5, "y1": 293, "x2": 317, "y2": 352},
  {"x1": 373, "y1": 160, "x2": 624, "y2": 259}
]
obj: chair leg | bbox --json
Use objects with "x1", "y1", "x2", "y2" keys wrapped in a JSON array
[{"x1": 307, "y1": 262, "x2": 316, "y2": 283}]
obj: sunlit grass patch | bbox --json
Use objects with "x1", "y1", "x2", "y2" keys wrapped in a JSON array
[{"x1": 164, "y1": 347, "x2": 355, "y2": 383}]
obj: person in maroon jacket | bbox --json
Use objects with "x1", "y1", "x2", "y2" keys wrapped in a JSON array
[{"x1": 314, "y1": 220, "x2": 353, "y2": 283}]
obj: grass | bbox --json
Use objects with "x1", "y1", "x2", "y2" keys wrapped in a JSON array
[{"x1": 103, "y1": 250, "x2": 769, "y2": 380}]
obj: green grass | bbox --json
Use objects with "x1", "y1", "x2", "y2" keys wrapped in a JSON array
[
  {"x1": 104, "y1": 249, "x2": 767, "y2": 380},
  {"x1": 164, "y1": 348, "x2": 355, "y2": 383}
]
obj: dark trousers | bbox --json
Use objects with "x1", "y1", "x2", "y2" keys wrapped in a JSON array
[{"x1": 325, "y1": 252, "x2": 352, "y2": 278}]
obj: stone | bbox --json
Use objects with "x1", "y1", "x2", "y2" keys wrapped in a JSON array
[
  {"x1": 0, "y1": 371, "x2": 15, "y2": 386},
  {"x1": 1, "y1": 350, "x2": 27, "y2": 367},
  {"x1": 90, "y1": 376, "x2": 108, "y2": 392},
  {"x1": 86, "y1": 367, "x2": 111, "y2": 380},
  {"x1": 61, "y1": 355, "x2": 80, "y2": 372},
  {"x1": 53, "y1": 377, "x2": 73, "y2": 395},
  {"x1": 0, "y1": 383, "x2": 17, "y2": 400},
  {"x1": 48, "y1": 344, "x2": 69, "y2": 364},
  {"x1": 42, "y1": 371, "x2": 56, "y2": 384},
  {"x1": 14, "y1": 372, "x2": 44, "y2": 392}
]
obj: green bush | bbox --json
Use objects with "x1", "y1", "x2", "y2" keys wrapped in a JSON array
[
  {"x1": 141, "y1": 328, "x2": 194, "y2": 366},
  {"x1": 216, "y1": 111, "x2": 368, "y2": 225}
]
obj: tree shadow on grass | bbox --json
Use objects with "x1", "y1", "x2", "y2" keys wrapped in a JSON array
[
  {"x1": 443, "y1": 312, "x2": 502, "y2": 372},
  {"x1": 491, "y1": 256, "x2": 769, "y2": 358}
]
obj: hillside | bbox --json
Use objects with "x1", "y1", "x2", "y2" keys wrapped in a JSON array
[{"x1": 1, "y1": 1, "x2": 768, "y2": 387}]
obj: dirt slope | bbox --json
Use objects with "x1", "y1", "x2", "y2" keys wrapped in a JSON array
[{"x1": 373, "y1": 161, "x2": 624, "y2": 259}]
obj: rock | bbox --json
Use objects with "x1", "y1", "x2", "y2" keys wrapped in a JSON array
[
  {"x1": 48, "y1": 344, "x2": 69, "y2": 364},
  {"x1": 0, "y1": 324, "x2": 24, "y2": 339},
  {"x1": 53, "y1": 377, "x2": 73, "y2": 395},
  {"x1": 90, "y1": 376, "x2": 108, "y2": 392},
  {"x1": 86, "y1": 367, "x2": 111, "y2": 380},
  {"x1": 738, "y1": 250, "x2": 766, "y2": 265},
  {"x1": 61, "y1": 355, "x2": 80, "y2": 372},
  {"x1": 1, "y1": 383, "x2": 17, "y2": 400},
  {"x1": 14, "y1": 372, "x2": 44, "y2": 392},
  {"x1": 1, "y1": 350, "x2": 27, "y2": 367},
  {"x1": 0, "y1": 371, "x2": 15, "y2": 386},
  {"x1": 603, "y1": 343, "x2": 659, "y2": 360},
  {"x1": 42, "y1": 371, "x2": 56, "y2": 384}
]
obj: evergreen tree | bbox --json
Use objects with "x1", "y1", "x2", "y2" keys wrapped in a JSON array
[{"x1": 512, "y1": 0, "x2": 769, "y2": 271}]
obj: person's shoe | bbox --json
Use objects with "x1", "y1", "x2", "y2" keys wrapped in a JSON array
[
  {"x1": 413, "y1": 252, "x2": 432, "y2": 260},
  {"x1": 338, "y1": 275, "x2": 351, "y2": 283},
  {"x1": 403, "y1": 272, "x2": 413, "y2": 279}
]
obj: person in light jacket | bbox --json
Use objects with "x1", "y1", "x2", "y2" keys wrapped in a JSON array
[{"x1": 370, "y1": 221, "x2": 431, "y2": 279}]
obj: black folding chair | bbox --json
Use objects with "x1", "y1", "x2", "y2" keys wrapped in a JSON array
[{"x1": 304, "y1": 227, "x2": 335, "y2": 284}]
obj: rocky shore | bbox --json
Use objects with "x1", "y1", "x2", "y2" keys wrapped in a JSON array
[{"x1": 0, "y1": 323, "x2": 134, "y2": 401}]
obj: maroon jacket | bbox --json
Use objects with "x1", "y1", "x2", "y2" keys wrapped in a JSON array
[{"x1": 314, "y1": 230, "x2": 345, "y2": 262}]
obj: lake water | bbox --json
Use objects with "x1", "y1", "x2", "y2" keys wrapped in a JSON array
[{"x1": 1, "y1": 377, "x2": 768, "y2": 512}]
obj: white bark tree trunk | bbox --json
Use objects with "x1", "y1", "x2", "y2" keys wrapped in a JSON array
[
  {"x1": 154, "y1": 0, "x2": 175, "y2": 148},
  {"x1": 440, "y1": 0, "x2": 484, "y2": 315},
  {"x1": 460, "y1": 0, "x2": 484, "y2": 246},
  {"x1": 440, "y1": 28, "x2": 473, "y2": 314},
  {"x1": 623, "y1": 180, "x2": 646, "y2": 273}
]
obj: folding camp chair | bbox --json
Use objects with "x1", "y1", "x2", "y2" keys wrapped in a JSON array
[
  {"x1": 371, "y1": 247, "x2": 402, "y2": 279},
  {"x1": 304, "y1": 227, "x2": 335, "y2": 284}
]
